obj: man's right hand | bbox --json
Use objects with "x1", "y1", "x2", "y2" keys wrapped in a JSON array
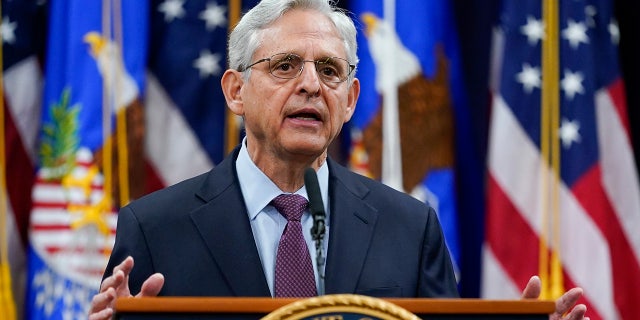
[{"x1": 88, "y1": 256, "x2": 165, "y2": 320}]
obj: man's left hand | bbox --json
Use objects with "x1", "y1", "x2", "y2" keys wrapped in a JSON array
[{"x1": 521, "y1": 276, "x2": 589, "y2": 320}]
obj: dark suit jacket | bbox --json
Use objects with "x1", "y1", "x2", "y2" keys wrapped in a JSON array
[{"x1": 104, "y1": 147, "x2": 459, "y2": 298}]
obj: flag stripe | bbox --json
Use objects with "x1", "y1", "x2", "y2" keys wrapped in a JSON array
[
  {"x1": 595, "y1": 87, "x2": 640, "y2": 260},
  {"x1": 602, "y1": 80, "x2": 630, "y2": 137},
  {"x1": 486, "y1": 176, "x2": 538, "y2": 286},
  {"x1": 4, "y1": 59, "x2": 40, "y2": 247},
  {"x1": 3, "y1": 42, "x2": 42, "y2": 320},
  {"x1": 3, "y1": 56, "x2": 42, "y2": 163},
  {"x1": 572, "y1": 165, "x2": 640, "y2": 320},
  {"x1": 486, "y1": 95, "x2": 609, "y2": 319},
  {"x1": 480, "y1": 246, "x2": 521, "y2": 298},
  {"x1": 144, "y1": 74, "x2": 213, "y2": 186}
]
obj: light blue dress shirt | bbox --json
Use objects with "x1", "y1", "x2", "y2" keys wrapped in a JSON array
[{"x1": 235, "y1": 139, "x2": 330, "y2": 296}]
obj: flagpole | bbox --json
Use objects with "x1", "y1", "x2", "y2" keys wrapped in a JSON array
[
  {"x1": 381, "y1": 0, "x2": 403, "y2": 191},
  {"x1": 547, "y1": 0, "x2": 564, "y2": 300},
  {"x1": 540, "y1": 0, "x2": 564, "y2": 299},
  {"x1": 225, "y1": 0, "x2": 242, "y2": 155},
  {"x1": 101, "y1": 0, "x2": 115, "y2": 214},
  {"x1": 113, "y1": 0, "x2": 131, "y2": 207}
]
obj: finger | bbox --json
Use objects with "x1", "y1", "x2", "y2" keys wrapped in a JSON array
[
  {"x1": 89, "y1": 287, "x2": 116, "y2": 315},
  {"x1": 113, "y1": 256, "x2": 135, "y2": 278},
  {"x1": 99, "y1": 269, "x2": 126, "y2": 293},
  {"x1": 521, "y1": 275, "x2": 541, "y2": 299},
  {"x1": 87, "y1": 307, "x2": 113, "y2": 320},
  {"x1": 562, "y1": 304, "x2": 587, "y2": 320},
  {"x1": 99, "y1": 257, "x2": 134, "y2": 292},
  {"x1": 137, "y1": 273, "x2": 165, "y2": 297},
  {"x1": 554, "y1": 287, "x2": 583, "y2": 315}
]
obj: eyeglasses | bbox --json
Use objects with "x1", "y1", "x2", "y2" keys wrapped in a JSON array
[{"x1": 239, "y1": 53, "x2": 355, "y2": 83}]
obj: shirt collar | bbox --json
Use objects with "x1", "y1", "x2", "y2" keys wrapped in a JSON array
[{"x1": 235, "y1": 138, "x2": 329, "y2": 221}]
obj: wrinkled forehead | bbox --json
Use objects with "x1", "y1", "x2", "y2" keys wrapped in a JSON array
[{"x1": 254, "y1": 9, "x2": 347, "y2": 59}]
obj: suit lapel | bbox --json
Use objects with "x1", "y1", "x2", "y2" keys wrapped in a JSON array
[
  {"x1": 324, "y1": 160, "x2": 378, "y2": 294},
  {"x1": 185, "y1": 152, "x2": 377, "y2": 296},
  {"x1": 189, "y1": 148, "x2": 271, "y2": 297}
]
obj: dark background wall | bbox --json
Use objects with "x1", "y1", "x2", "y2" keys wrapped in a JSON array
[{"x1": 336, "y1": 0, "x2": 640, "y2": 298}]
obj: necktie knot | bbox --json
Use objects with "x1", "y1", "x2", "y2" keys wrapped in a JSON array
[{"x1": 271, "y1": 194, "x2": 308, "y2": 221}]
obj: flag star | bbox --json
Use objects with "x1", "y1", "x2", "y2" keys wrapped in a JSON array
[
  {"x1": 561, "y1": 69, "x2": 585, "y2": 100},
  {"x1": 1, "y1": 16, "x2": 17, "y2": 44},
  {"x1": 562, "y1": 19, "x2": 589, "y2": 49},
  {"x1": 193, "y1": 50, "x2": 222, "y2": 77},
  {"x1": 516, "y1": 63, "x2": 541, "y2": 93},
  {"x1": 199, "y1": 2, "x2": 227, "y2": 31},
  {"x1": 520, "y1": 15, "x2": 545, "y2": 45},
  {"x1": 158, "y1": 0, "x2": 186, "y2": 22},
  {"x1": 609, "y1": 19, "x2": 620, "y2": 45},
  {"x1": 558, "y1": 118, "x2": 581, "y2": 148}
]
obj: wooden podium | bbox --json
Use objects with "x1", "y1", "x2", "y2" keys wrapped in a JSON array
[{"x1": 113, "y1": 295, "x2": 555, "y2": 320}]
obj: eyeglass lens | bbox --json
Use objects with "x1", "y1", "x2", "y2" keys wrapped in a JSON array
[{"x1": 269, "y1": 53, "x2": 350, "y2": 83}]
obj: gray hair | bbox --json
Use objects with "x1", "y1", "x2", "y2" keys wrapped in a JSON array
[{"x1": 228, "y1": 0, "x2": 358, "y2": 80}]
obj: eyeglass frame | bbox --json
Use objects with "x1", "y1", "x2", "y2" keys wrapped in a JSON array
[{"x1": 238, "y1": 52, "x2": 356, "y2": 84}]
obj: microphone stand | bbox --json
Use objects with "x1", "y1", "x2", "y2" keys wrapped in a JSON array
[
  {"x1": 312, "y1": 221, "x2": 325, "y2": 296},
  {"x1": 305, "y1": 167, "x2": 326, "y2": 296}
]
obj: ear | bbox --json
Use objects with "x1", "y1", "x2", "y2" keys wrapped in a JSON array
[
  {"x1": 343, "y1": 78, "x2": 360, "y2": 122},
  {"x1": 221, "y1": 69, "x2": 245, "y2": 116}
]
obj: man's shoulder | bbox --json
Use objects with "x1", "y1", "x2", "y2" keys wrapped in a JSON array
[
  {"x1": 328, "y1": 159, "x2": 430, "y2": 209},
  {"x1": 129, "y1": 148, "x2": 239, "y2": 210},
  {"x1": 126, "y1": 170, "x2": 212, "y2": 212}
]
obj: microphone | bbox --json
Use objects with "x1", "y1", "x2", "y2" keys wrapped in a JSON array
[
  {"x1": 304, "y1": 167, "x2": 326, "y2": 295},
  {"x1": 305, "y1": 168, "x2": 326, "y2": 240}
]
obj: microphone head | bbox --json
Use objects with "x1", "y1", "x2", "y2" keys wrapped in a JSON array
[{"x1": 304, "y1": 168, "x2": 325, "y2": 217}]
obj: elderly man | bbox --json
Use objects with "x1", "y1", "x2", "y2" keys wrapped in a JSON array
[{"x1": 89, "y1": 0, "x2": 587, "y2": 319}]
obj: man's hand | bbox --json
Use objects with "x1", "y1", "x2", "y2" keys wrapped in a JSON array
[
  {"x1": 88, "y1": 256, "x2": 165, "y2": 320},
  {"x1": 521, "y1": 276, "x2": 589, "y2": 320}
]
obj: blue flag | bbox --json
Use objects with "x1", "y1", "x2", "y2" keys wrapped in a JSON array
[
  {"x1": 348, "y1": 0, "x2": 476, "y2": 281},
  {"x1": 26, "y1": 1, "x2": 147, "y2": 318}
]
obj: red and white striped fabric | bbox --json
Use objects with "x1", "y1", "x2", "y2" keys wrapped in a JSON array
[
  {"x1": 482, "y1": 1, "x2": 640, "y2": 319},
  {"x1": 3, "y1": 56, "x2": 42, "y2": 320}
]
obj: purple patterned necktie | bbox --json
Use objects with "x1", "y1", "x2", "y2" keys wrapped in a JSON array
[{"x1": 271, "y1": 194, "x2": 317, "y2": 297}]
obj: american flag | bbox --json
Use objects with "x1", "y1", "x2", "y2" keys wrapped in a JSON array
[
  {"x1": 1, "y1": 0, "x2": 46, "y2": 318},
  {"x1": 482, "y1": 0, "x2": 640, "y2": 319}
]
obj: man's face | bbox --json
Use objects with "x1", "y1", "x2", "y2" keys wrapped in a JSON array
[{"x1": 238, "y1": 9, "x2": 359, "y2": 163}]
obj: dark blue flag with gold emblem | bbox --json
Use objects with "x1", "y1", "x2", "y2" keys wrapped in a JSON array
[{"x1": 348, "y1": 0, "x2": 479, "y2": 282}]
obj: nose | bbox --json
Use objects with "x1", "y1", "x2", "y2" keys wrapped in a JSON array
[{"x1": 297, "y1": 61, "x2": 321, "y2": 97}]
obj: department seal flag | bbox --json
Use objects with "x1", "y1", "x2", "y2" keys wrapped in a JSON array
[
  {"x1": 348, "y1": 0, "x2": 481, "y2": 283},
  {"x1": 25, "y1": 1, "x2": 148, "y2": 319}
]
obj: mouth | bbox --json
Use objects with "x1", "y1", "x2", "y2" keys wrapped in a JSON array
[{"x1": 287, "y1": 108, "x2": 322, "y2": 122}]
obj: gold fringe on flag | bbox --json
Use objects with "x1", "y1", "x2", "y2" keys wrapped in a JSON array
[
  {"x1": 113, "y1": 0, "x2": 130, "y2": 206},
  {"x1": 540, "y1": 0, "x2": 564, "y2": 299},
  {"x1": 0, "y1": 8, "x2": 18, "y2": 320},
  {"x1": 101, "y1": 0, "x2": 131, "y2": 209}
]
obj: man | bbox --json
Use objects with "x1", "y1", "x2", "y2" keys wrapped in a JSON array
[{"x1": 89, "y1": 0, "x2": 588, "y2": 319}]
